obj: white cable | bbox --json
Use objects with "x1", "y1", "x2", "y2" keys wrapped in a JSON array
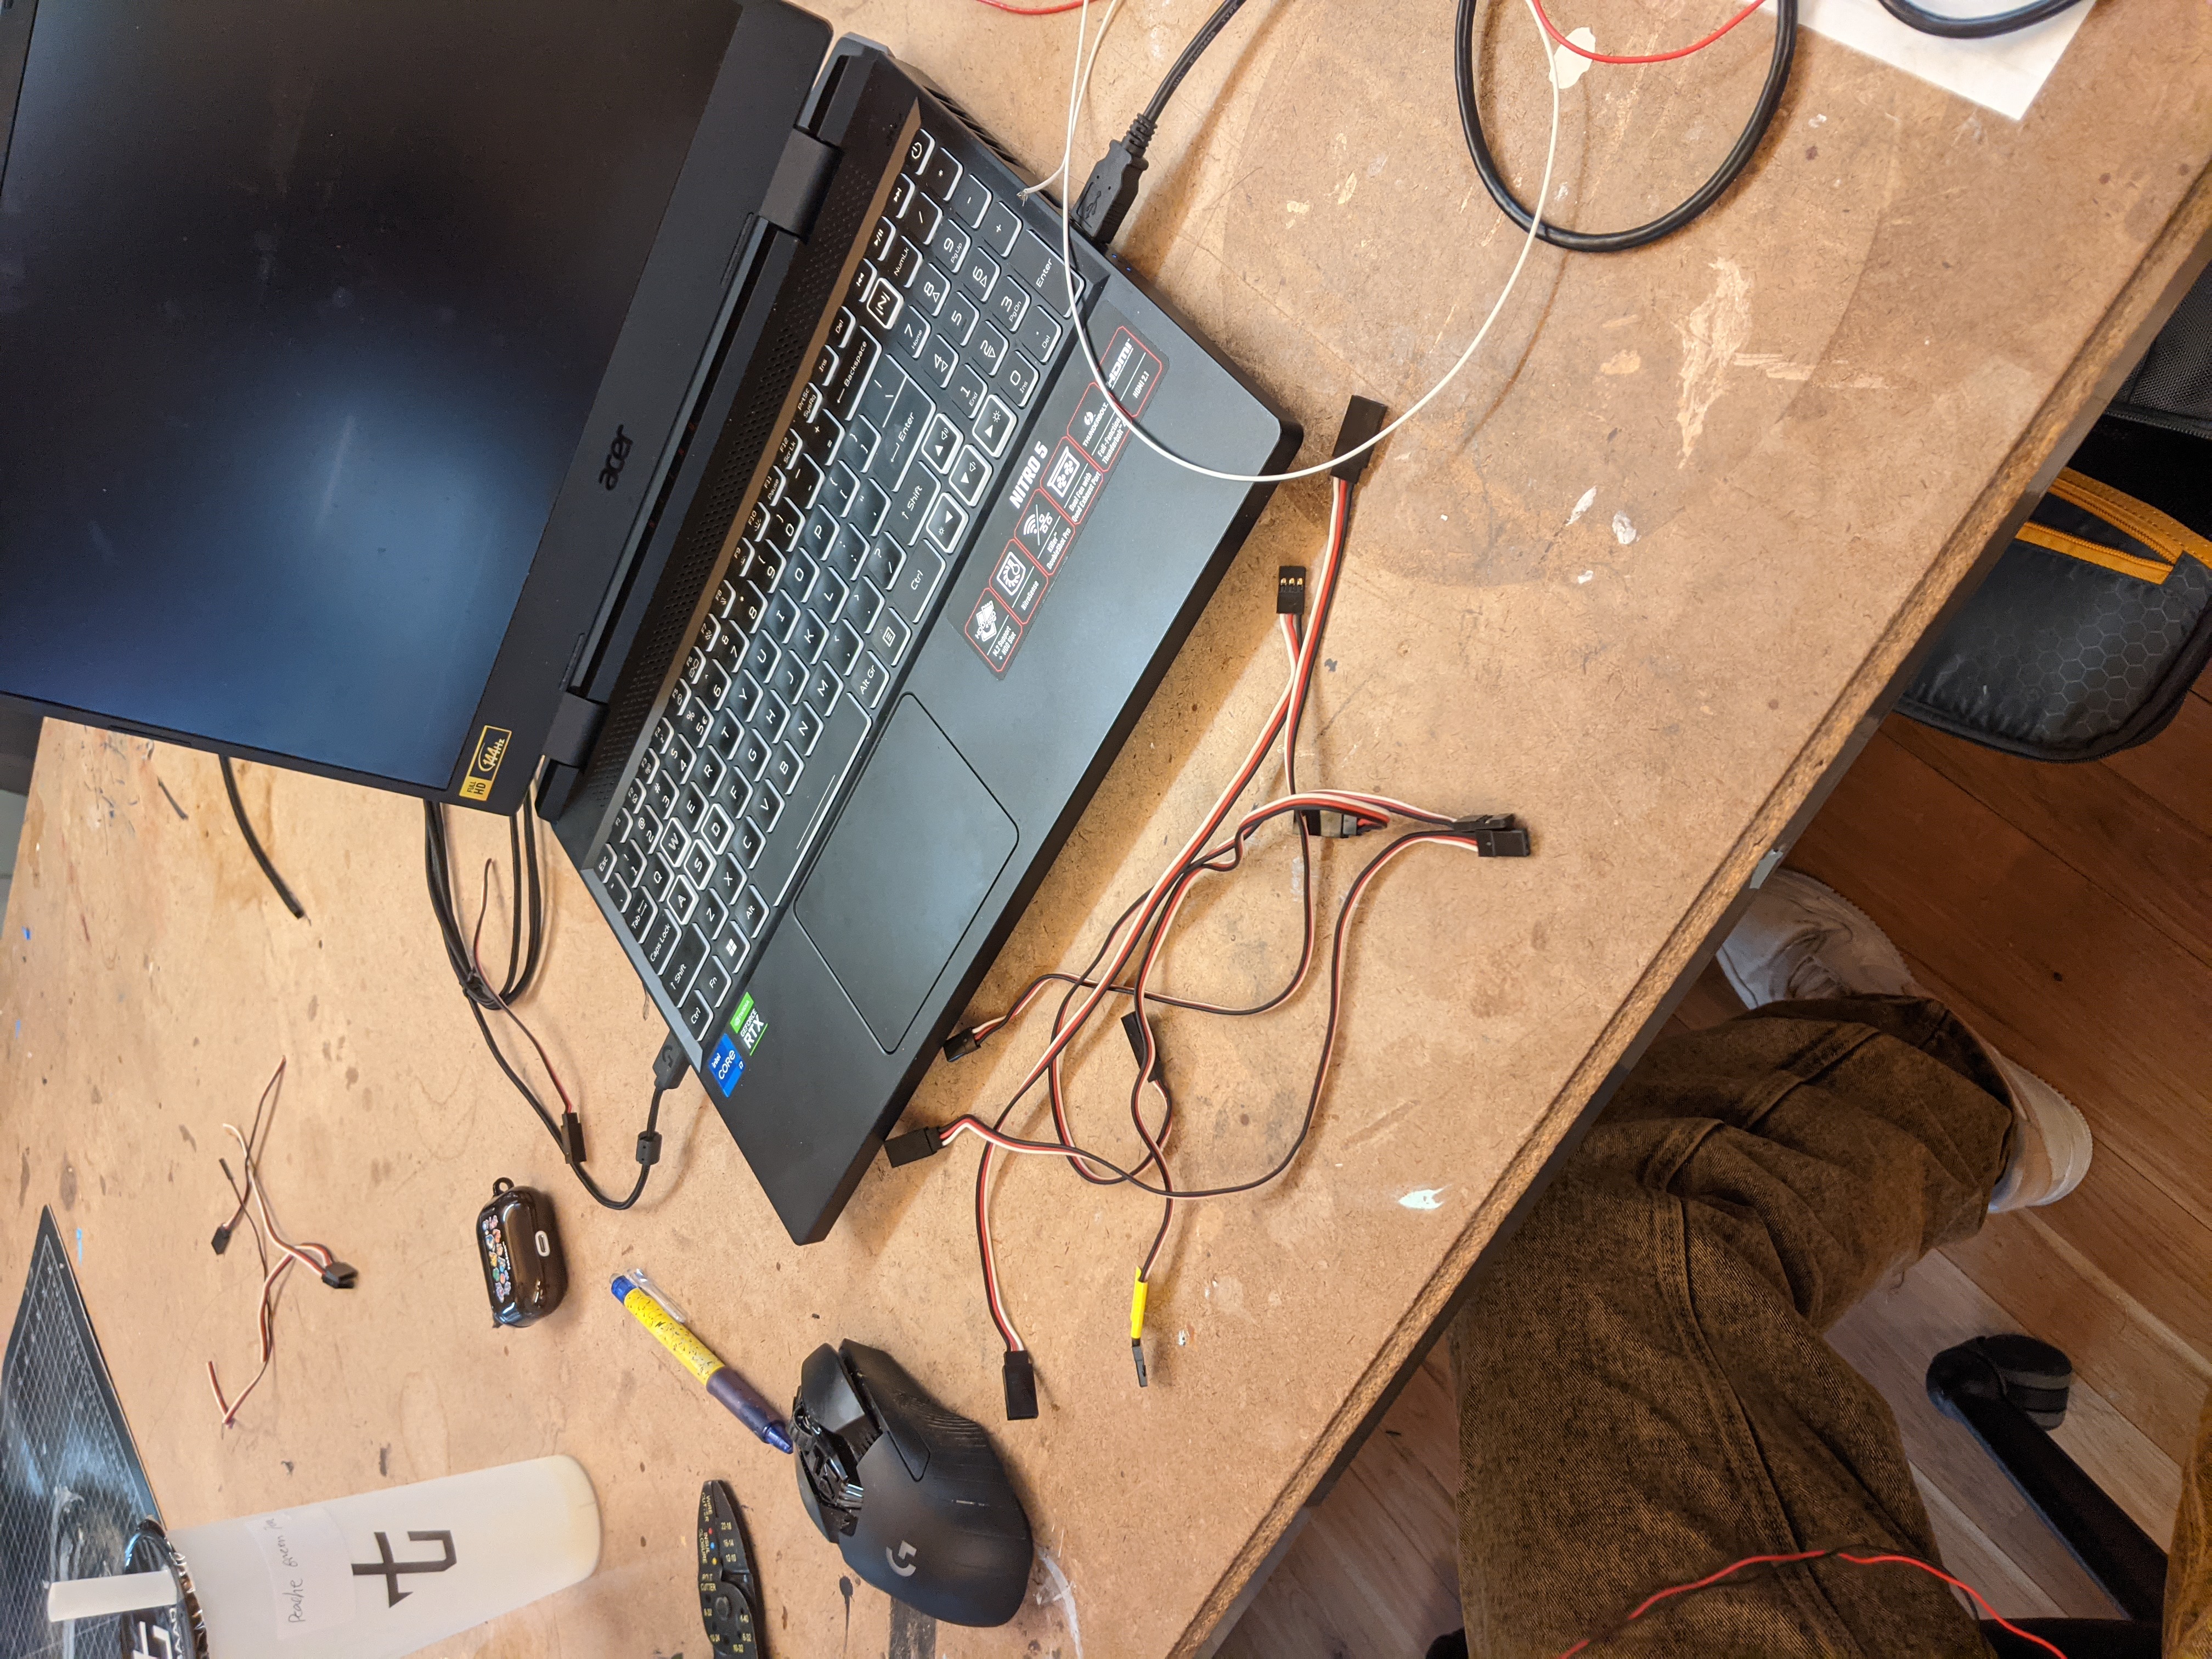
[
  {"x1": 1020, "y1": 0, "x2": 1130, "y2": 201},
  {"x1": 1047, "y1": 0, "x2": 1562, "y2": 485}
]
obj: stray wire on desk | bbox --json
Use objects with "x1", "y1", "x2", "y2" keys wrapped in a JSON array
[
  {"x1": 219, "y1": 756, "x2": 306, "y2": 920},
  {"x1": 424, "y1": 798, "x2": 680, "y2": 1211}
]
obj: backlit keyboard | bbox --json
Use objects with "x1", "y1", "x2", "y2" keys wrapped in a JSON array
[{"x1": 594, "y1": 119, "x2": 1085, "y2": 1045}]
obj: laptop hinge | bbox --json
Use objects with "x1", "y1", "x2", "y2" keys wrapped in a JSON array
[
  {"x1": 760, "y1": 127, "x2": 839, "y2": 241},
  {"x1": 543, "y1": 691, "x2": 606, "y2": 770}
]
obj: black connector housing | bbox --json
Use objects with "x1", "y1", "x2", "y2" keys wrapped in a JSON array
[
  {"x1": 1297, "y1": 809, "x2": 1373, "y2": 839},
  {"x1": 941, "y1": 1029, "x2": 982, "y2": 1063},
  {"x1": 1132, "y1": 1339, "x2": 1149, "y2": 1388},
  {"x1": 884, "y1": 1127, "x2": 943, "y2": 1167},
  {"x1": 1455, "y1": 814, "x2": 1533, "y2": 857},
  {"x1": 560, "y1": 1112, "x2": 588, "y2": 1166},
  {"x1": 211, "y1": 1223, "x2": 233, "y2": 1256},
  {"x1": 652, "y1": 1030, "x2": 692, "y2": 1093},
  {"x1": 1277, "y1": 566, "x2": 1308, "y2": 617},
  {"x1": 1121, "y1": 1009, "x2": 1154, "y2": 1069},
  {"x1": 1330, "y1": 396, "x2": 1389, "y2": 484},
  {"x1": 1003, "y1": 1349, "x2": 1040, "y2": 1421},
  {"x1": 320, "y1": 1261, "x2": 359, "y2": 1290},
  {"x1": 1073, "y1": 136, "x2": 1150, "y2": 247}
]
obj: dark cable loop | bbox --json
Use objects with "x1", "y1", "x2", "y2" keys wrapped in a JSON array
[
  {"x1": 220, "y1": 755, "x2": 307, "y2": 919},
  {"x1": 1873, "y1": 0, "x2": 2084, "y2": 36},
  {"x1": 1455, "y1": 0, "x2": 1798, "y2": 253},
  {"x1": 1138, "y1": 0, "x2": 1249, "y2": 133}
]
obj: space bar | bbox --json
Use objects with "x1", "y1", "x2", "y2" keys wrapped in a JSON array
[{"x1": 752, "y1": 696, "x2": 873, "y2": 905}]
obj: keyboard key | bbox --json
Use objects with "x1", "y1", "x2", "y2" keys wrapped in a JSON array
[
  {"x1": 765, "y1": 592, "x2": 800, "y2": 642},
  {"x1": 718, "y1": 766, "x2": 752, "y2": 821},
  {"x1": 749, "y1": 781, "x2": 785, "y2": 834},
  {"x1": 740, "y1": 884, "x2": 772, "y2": 938},
  {"x1": 806, "y1": 662, "x2": 843, "y2": 710},
  {"x1": 644, "y1": 770, "x2": 678, "y2": 816},
  {"x1": 926, "y1": 493, "x2": 969, "y2": 552},
  {"x1": 1003, "y1": 352, "x2": 1042, "y2": 406},
  {"x1": 890, "y1": 176, "x2": 916, "y2": 223},
  {"x1": 989, "y1": 284, "x2": 1029, "y2": 332},
  {"x1": 850, "y1": 479, "x2": 890, "y2": 536},
  {"x1": 887, "y1": 546, "x2": 947, "y2": 624},
  {"x1": 850, "y1": 258, "x2": 877, "y2": 306},
  {"x1": 735, "y1": 818, "x2": 765, "y2": 868},
  {"x1": 921, "y1": 148, "x2": 961, "y2": 202},
  {"x1": 859, "y1": 356, "x2": 905, "y2": 429},
  {"x1": 714, "y1": 921, "x2": 749, "y2": 973},
  {"x1": 830, "y1": 335, "x2": 878, "y2": 416},
  {"x1": 978, "y1": 396, "x2": 1017, "y2": 455},
  {"x1": 825, "y1": 524, "x2": 869, "y2": 583},
  {"x1": 1014, "y1": 306, "x2": 1062, "y2": 362},
  {"x1": 696, "y1": 889, "x2": 729, "y2": 940},
  {"x1": 928, "y1": 218, "x2": 970, "y2": 275},
  {"x1": 871, "y1": 611, "x2": 914, "y2": 665},
  {"x1": 942, "y1": 294, "x2": 979, "y2": 347},
  {"x1": 772, "y1": 653, "x2": 809, "y2": 706},
  {"x1": 973, "y1": 324, "x2": 1008, "y2": 376},
  {"x1": 841, "y1": 584, "x2": 881, "y2": 637},
  {"x1": 795, "y1": 381, "x2": 825, "y2": 427},
  {"x1": 904, "y1": 130, "x2": 935, "y2": 175},
  {"x1": 746, "y1": 697, "x2": 871, "y2": 904},
  {"x1": 865, "y1": 278, "x2": 902, "y2": 330},
  {"x1": 915, "y1": 261, "x2": 953, "y2": 315},
  {"x1": 906, "y1": 194, "x2": 943, "y2": 246},
  {"x1": 595, "y1": 844, "x2": 617, "y2": 882},
  {"x1": 951, "y1": 173, "x2": 992, "y2": 229},
  {"x1": 644, "y1": 912, "x2": 680, "y2": 972},
  {"x1": 838, "y1": 417, "x2": 879, "y2": 475},
  {"x1": 701, "y1": 663, "x2": 733, "y2": 713},
  {"x1": 694, "y1": 745, "x2": 727, "y2": 799},
  {"x1": 827, "y1": 308, "x2": 857, "y2": 352},
  {"x1": 729, "y1": 673, "x2": 764, "y2": 724},
  {"x1": 850, "y1": 652, "x2": 891, "y2": 710},
  {"x1": 868, "y1": 216, "x2": 896, "y2": 262},
  {"x1": 605, "y1": 869, "x2": 631, "y2": 912},
  {"x1": 711, "y1": 855, "x2": 747, "y2": 907},
  {"x1": 893, "y1": 310, "x2": 930, "y2": 361},
  {"x1": 811, "y1": 344, "x2": 840, "y2": 389},
  {"x1": 888, "y1": 236, "x2": 923, "y2": 288},
  {"x1": 666, "y1": 926, "x2": 707, "y2": 998},
  {"x1": 922, "y1": 411, "x2": 962, "y2": 474},
  {"x1": 951, "y1": 447, "x2": 992, "y2": 505},
  {"x1": 960, "y1": 248, "x2": 1001, "y2": 303},
  {"x1": 792, "y1": 608, "x2": 830, "y2": 663},
  {"x1": 696, "y1": 955, "x2": 733, "y2": 1015},
  {"x1": 766, "y1": 498, "x2": 804, "y2": 551},
  {"x1": 789, "y1": 455, "x2": 825, "y2": 510},
  {"x1": 743, "y1": 635, "x2": 780, "y2": 684},
  {"x1": 922, "y1": 336, "x2": 958, "y2": 388},
  {"x1": 1008, "y1": 228, "x2": 1067, "y2": 295},
  {"x1": 673, "y1": 698, "x2": 713, "y2": 748},
  {"x1": 791, "y1": 699, "x2": 826, "y2": 753},
  {"x1": 828, "y1": 620, "x2": 865, "y2": 674},
  {"x1": 797, "y1": 508, "x2": 837, "y2": 563},
  {"x1": 885, "y1": 473, "x2": 934, "y2": 546},
  {"x1": 667, "y1": 878, "x2": 699, "y2": 928},
  {"x1": 981, "y1": 197, "x2": 1022, "y2": 257},
  {"x1": 684, "y1": 840, "x2": 715, "y2": 890},
  {"x1": 738, "y1": 730, "x2": 770, "y2": 778},
  {"x1": 623, "y1": 887, "x2": 656, "y2": 940},
  {"x1": 754, "y1": 694, "x2": 789, "y2": 744},
  {"x1": 742, "y1": 543, "x2": 785, "y2": 592},
  {"x1": 823, "y1": 461, "x2": 861, "y2": 517},
  {"x1": 677, "y1": 786, "x2": 709, "y2": 830},
  {"x1": 768, "y1": 745, "x2": 804, "y2": 795},
  {"x1": 698, "y1": 803, "x2": 735, "y2": 856},
  {"x1": 862, "y1": 540, "x2": 904, "y2": 590},
  {"x1": 950, "y1": 366, "x2": 988, "y2": 421}
]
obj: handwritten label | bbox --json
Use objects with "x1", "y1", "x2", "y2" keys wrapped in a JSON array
[{"x1": 248, "y1": 1506, "x2": 352, "y2": 1638}]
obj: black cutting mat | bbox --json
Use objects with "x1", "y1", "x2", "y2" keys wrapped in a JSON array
[{"x1": 0, "y1": 1208, "x2": 188, "y2": 1658}]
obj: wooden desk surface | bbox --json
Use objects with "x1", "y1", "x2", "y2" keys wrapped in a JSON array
[{"x1": 4, "y1": 3, "x2": 2209, "y2": 1654}]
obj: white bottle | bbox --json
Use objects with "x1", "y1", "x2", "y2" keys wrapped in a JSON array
[{"x1": 50, "y1": 1456, "x2": 600, "y2": 1659}]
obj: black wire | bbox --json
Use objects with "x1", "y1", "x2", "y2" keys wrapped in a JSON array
[
  {"x1": 220, "y1": 756, "x2": 307, "y2": 919},
  {"x1": 1138, "y1": 0, "x2": 1250, "y2": 133},
  {"x1": 1873, "y1": 0, "x2": 2084, "y2": 35},
  {"x1": 1455, "y1": 0, "x2": 1798, "y2": 252},
  {"x1": 424, "y1": 799, "x2": 662, "y2": 1212}
]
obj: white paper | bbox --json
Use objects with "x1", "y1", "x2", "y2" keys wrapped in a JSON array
[
  {"x1": 1799, "y1": 0, "x2": 2092, "y2": 120},
  {"x1": 246, "y1": 1507, "x2": 353, "y2": 1639}
]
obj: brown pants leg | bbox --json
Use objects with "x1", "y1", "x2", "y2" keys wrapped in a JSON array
[{"x1": 1452, "y1": 996, "x2": 2014, "y2": 1658}]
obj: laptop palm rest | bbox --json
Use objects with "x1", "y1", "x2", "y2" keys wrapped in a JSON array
[{"x1": 793, "y1": 696, "x2": 1018, "y2": 1053}]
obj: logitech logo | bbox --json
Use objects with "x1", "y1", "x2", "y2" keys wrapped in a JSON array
[
  {"x1": 599, "y1": 424, "x2": 634, "y2": 491},
  {"x1": 887, "y1": 1541, "x2": 919, "y2": 1578}
]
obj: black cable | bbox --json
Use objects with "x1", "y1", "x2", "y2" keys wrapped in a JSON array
[
  {"x1": 1874, "y1": 0, "x2": 2084, "y2": 35},
  {"x1": 1139, "y1": 0, "x2": 1248, "y2": 129},
  {"x1": 1455, "y1": 0, "x2": 1797, "y2": 252},
  {"x1": 220, "y1": 756, "x2": 306, "y2": 919},
  {"x1": 424, "y1": 799, "x2": 678, "y2": 1211}
]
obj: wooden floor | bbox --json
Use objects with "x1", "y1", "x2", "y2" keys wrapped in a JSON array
[{"x1": 1219, "y1": 669, "x2": 2212, "y2": 1655}]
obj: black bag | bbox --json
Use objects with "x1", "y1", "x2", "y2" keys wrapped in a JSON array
[{"x1": 1901, "y1": 267, "x2": 2212, "y2": 762}]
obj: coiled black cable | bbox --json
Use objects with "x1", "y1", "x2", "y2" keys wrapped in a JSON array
[
  {"x1": 1454, "y1": 0, "x2": 1798, "y2": 253},
  {"x1": 1140, "y1": 0, "x2": 1248, "y2": 131},
  {"x1": 1874, "y1": 0, "x2": 2085, "y2": 37}
]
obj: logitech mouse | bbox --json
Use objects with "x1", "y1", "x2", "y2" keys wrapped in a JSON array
[{"x1": 791, "y1": 1340, "x2": 1033, "y2": 1627}]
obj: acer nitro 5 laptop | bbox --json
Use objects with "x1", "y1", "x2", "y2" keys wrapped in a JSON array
[{"x1": 0, "y1": 0, "x2": 1296, "y2": 1242}]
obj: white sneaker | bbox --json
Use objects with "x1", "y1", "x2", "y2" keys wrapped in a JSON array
[
  {"x1": 1717, "y1": 870, "x2": 1920, "y2": 1007},
  {"x1": 1716, "y1": 870, "x2": 2091, "y2": 1211},
  {"x1": 1986, "y1": 1053, "x2": 2094, "y2": 1212}
]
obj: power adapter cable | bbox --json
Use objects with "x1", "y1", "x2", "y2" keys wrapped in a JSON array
[{"x1": 1071, "y1": 0, "x2": 1248, "y2": 245}]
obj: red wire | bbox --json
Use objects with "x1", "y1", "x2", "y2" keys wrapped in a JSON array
[
  {"x1": 1555, "y1": 1548, "x2": 2072, "y2": 1657},
  {"x1": 970, "y1": 0, "x2": 1088, "y2": 12},
  {"x1": 1530, "y1": 0, "x2": 1776, "y2": 65}
]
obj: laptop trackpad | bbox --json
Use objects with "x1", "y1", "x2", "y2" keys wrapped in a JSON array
[{"x1": 794, "y1": 696, "x2": 1018, "y2": 1053}]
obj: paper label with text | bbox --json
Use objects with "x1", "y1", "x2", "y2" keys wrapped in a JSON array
[{"x1": 249, "y1": 1506, "x2": 353, "y2": 1637}]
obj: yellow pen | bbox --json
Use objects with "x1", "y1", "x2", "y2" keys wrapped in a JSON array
[{"x1": 611, "y1": 1270, "x2": 792, "y2": 1452}]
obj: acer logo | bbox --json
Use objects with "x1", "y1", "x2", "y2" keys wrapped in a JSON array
[{"x1": 599, "y1": 424, "x2": 635, "y2": 491}]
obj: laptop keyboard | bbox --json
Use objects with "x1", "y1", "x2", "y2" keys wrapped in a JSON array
[{"x1": 595, "y1": 120, "x2": 1085, "y2": 1047}]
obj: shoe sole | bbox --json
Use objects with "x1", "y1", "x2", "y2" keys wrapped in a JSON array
[{"x1": 1714, "y1": 871, "x2": 1900, "y2": 1009}]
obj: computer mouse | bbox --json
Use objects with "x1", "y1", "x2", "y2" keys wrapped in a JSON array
[{"x1": 791, "y1": 1340, "x2": 1033, "y2": 1627}]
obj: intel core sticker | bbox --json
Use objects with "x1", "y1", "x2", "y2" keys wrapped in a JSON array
[
  {"x1": 708, "y1": 1033, "x2": 744, "y2": 1096},
  {"x1": 731, "y1": 991, "x2": 768, "y2": 1056},
  {"x1": 964, "y1": 310, "x2": 1168, "y2": 678}
]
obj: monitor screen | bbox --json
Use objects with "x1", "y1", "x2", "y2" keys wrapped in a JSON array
[{"x1": 0, "y1": 0, "x2": 738, "y2": 787}]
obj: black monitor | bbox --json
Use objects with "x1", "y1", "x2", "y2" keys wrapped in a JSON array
[{"x1": 0, "y1": 0, "x2": 821, "y2": 813}]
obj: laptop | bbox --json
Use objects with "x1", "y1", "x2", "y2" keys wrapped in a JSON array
[{"x1": 0, "y1": 0, "x2": 1297, "y2": 1244}]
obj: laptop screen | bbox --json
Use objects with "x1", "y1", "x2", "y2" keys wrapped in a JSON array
[{"x1": 0, "y1": 0, "x2": 737, "y2": 788}]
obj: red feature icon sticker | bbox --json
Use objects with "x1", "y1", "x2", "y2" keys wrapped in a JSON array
[
  {"x1": 1068, "y1": 384, "x2": 1131, "y2": 471},
  {"x1": 1041, "y1": 442, "x2": 1104, "y2": 524},
  {"x1": 1014, "y1": 493, "x2": 1076, "y2": 572},
  {"x1": 965, "y1": 589, "x2": 1021, "y2": 672},
  {"x1": 1101, "y1": 327, "x2": 1164, "y2": 414}
]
